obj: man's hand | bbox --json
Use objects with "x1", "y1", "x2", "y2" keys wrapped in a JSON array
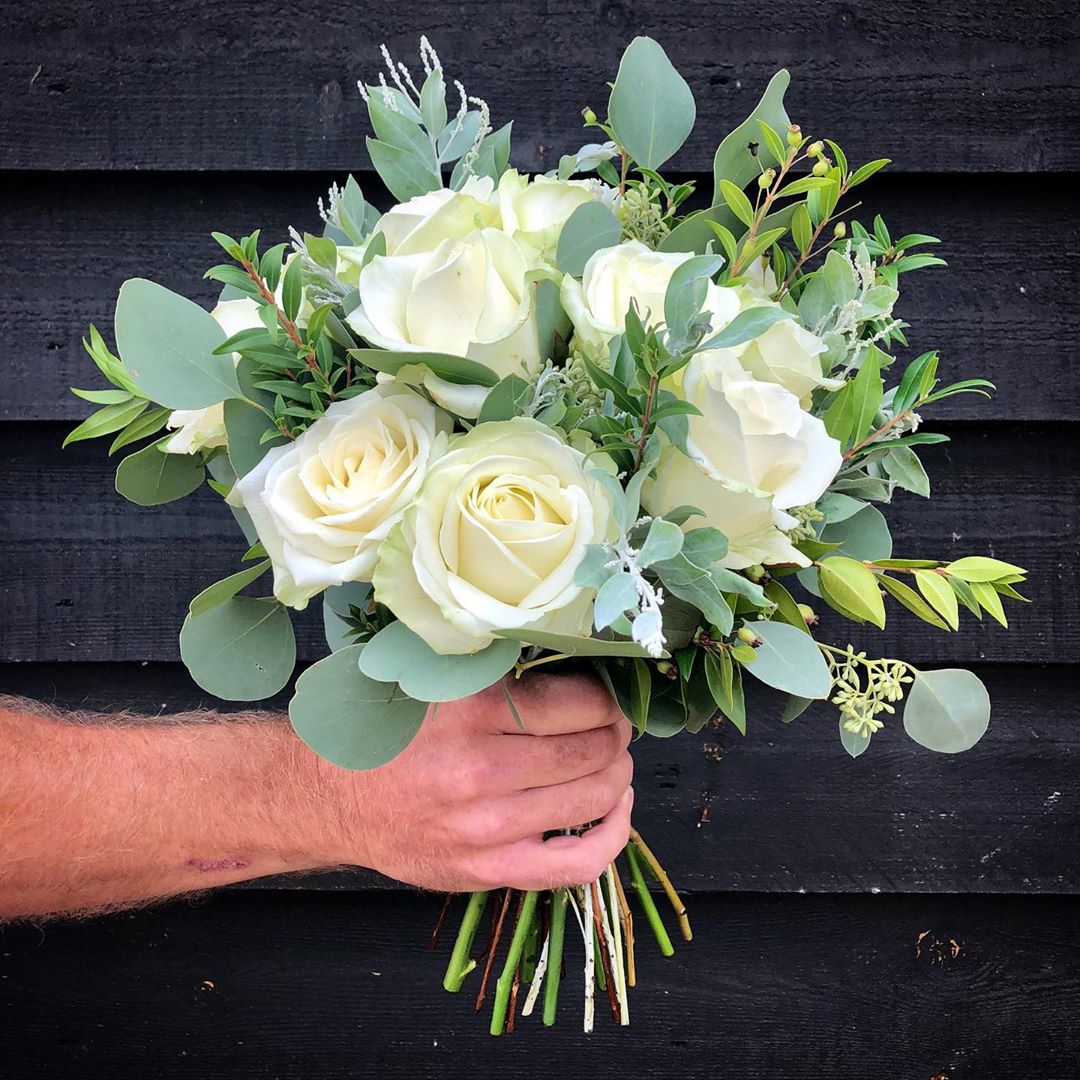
[
  {"x1": 0, "y1": 673, "x2": 632, "y2": 919},
  {"x1": 339, "y1": 672, "x2": 633, "y2": 892}
]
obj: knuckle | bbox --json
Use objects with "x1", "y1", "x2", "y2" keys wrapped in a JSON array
[
  {"x1": 454, "y1": 805, "x2": 503, "y2": 849},
  {"x1": 453, "y1": 755, "x2": 496, "y2": 801}
]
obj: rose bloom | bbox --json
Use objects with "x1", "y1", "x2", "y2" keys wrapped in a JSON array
[
  {"x1": 345, "y1": 226, "x2": 541, "y2": 418},
  {"x1": 643, "y1": 351, "x2": 842, "y2": 569},
  {"x1": 496, "y1": 169, "x2": 607, "y2": 262},
  {"x1": 560, "y1": 240, "x2": 741, "y2": 357},
  {"x1": 163, "y1": 298, "x2": 263, "y2": 454},
  {"x1": 234, "y1": 385, "x2": 450, "y2": 609},
  {"x1": 373, "y1": 418, "x2": 616, "y2": 654}
]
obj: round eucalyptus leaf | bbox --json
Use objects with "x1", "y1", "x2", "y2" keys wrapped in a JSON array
[
  {"x1": 358, "y1": 621, "x2": 520, "y2": 702},
  {"x1": 180, "y1": 597, "x2": 295, "y2": 701},
  {"x1": 740, "y1": 620, "x2": 832, "y2": 699},
  {"x1": 903, "y1": 668, "x2": 990, "y2": 754},
  {"x1": 115, "y1": 278, "x2": 240, "y2": 409},
  {"x1": 289, "y1": 645, "x2": 427, "y2": 770},
  {"x1": 115, "y1": 439, "x2": 205, "y2": 506}
]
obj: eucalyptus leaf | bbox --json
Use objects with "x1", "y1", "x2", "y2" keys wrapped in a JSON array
[
  {"x1": 903, "y1": 668, "x2": 990, "y2": 753},
  {"x1": 358, "y1": 621, "x2": 521, "y2": 702},
  {"x1": 180, "y1": 597, "x2": 295, "y2": 701},
  {"x1": 607, "y1": 37, "x2": 696, "y2": 170},
  {"x1": 839, "y1": 719, "x2": 871, "y2": 758},
  {"x1": 289, "y1": 644, "x2": 427, "y2": 769},
  {"x1": 711, "y1": 69, "x2": 791, "y2": 193},
  {"x1": 555, "y1": 202, "x2": 622, "y2": 277},
  {"x1": 115, "y1": 439, "x2": 205, "y2": 506},
  {"x1": 115, "y1": 278, "x2": 239, "y2": 409},
  {"x1": 739, "y1": 620, "x2": 831, "y2": 698}
]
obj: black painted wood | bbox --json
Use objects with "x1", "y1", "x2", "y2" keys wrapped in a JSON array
[
  {"x1": 6, "y1": 172, "x2": 1076, "y2": 422},
  {"x1": 1, "y1": 422, "x2": 1068, "y2": 663},
  {"x1": 1, "y1": 662, "x2": 1075, "y2": 895},
  {"x1": 5, "y1": 1, "x2": 1079, "y2": 173},
  {"x1": 2, "y1": 0, "x2": 1078, "y2": 1069},
  {"x1": 3, "y1": 890, "x2": 1080, "y2": 1078}
]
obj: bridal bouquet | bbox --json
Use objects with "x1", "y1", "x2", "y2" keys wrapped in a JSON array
[{"x1": 65, "y1": 36, "x2": 1027, "y2": 1032}]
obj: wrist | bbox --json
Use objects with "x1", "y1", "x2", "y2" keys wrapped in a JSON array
[{"x1": 283, "y1": 728, "x2": 374, "y2": 871}]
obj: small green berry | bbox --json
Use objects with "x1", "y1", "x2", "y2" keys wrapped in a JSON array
[
  {"x1": 812, "y1": 159, "x2": 829, "y2": 177},
  {"x1": 757, "y1": 168, "x2": 775, "y2": 190},
  {"x1": 798, "y1": 603, "x2": 820, "y2": 628},
  {"x1": 582, "y1": 107, "x2": 597, "y2": 125},
  {"x1": 737, "y1": 626, "x2": 762, "y2": 647},
  {"x1": 786, "y1": 124, "x2": 802, "y2": 147},
  {"x1": 833, "y1": 221, "x2": 847, "y2": 240},
  {"x1": 807, "y1": 140, "x2": 825, "y2": 158}
]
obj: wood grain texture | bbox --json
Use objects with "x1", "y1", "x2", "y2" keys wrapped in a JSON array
[
  {"x1": 1, "y1": 662, "x2": 1076, "y2": 895},
  {"x1": 0, "y1": 422, "x2": 1067, "y2": 664},
  {"x1": 5, "y1": 1, "x2": 1079, "y2": 173},
  {"x1": 6, "y1": 171, "x2": 1075, "y2": 422},
  {"x1": 3, "y1": 890, "x2": 1080, "y2": 1078}
]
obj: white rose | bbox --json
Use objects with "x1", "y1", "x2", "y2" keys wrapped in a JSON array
[
  {"x1": 735, "y1": 316, "x2": 840, "y2": 403},
  {"x1": 164, "y1": 298, "x2": 263, "y2": 454},
  {"x1": 373, "y1": 418, "x2": 616, "y2": 654},
  {"x1": 497, "y1": 169, "x2": 604, "y2": 262},
  {"x1": 235, "y1": 385, "x2": 450, "y2": 609},
  {"x1": 561, "y1": 240, "x2": 741, "y2": 357},
  {"x1": 642, "y1": 351, "x2": 842, "y2": 569},
  {"x1": 363, "y1": 176, "x2": 499, "y2": 257},
  {"x1": 345, "y1": 227, "x2": 541, "y2": 418}
]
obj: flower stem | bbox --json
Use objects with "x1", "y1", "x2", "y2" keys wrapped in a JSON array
[
  {"x1": 490, "y1": 890, "x2": 539, "y2": 1036},
  {"x1": 630, "y1": 827, "x2": 692, "y2": 942},
  {"x1": 542, "y1": 888, "x2": 569, "y2": 1027},
  {"x1": 474, "y1": 888, "x2": 513, "y2": 1011},
  {"x1": 590, "y1": 880, "x2": 620, "y2": 1023},
  {"x1": 624, "y1": 844, "x2": 674, "y2": 957},
  {"x1": 610, "y1": 858, "x2": 636, "y2": 987},
  {"x1": 604, "y1": 863, "x2": 630, "y2": 1024},
  {"x1": 442, "y1": 891, "x2": 488, "y2": 992}
]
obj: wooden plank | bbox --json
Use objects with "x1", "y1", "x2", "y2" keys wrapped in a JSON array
[
  {"x1": 4, "y1": 1, "x2": 1079, "y2": 173},
  {"x1": 0, "y1": 422, "x2": 1068, "y2": 664},
  {"x1": 4, "y1": 171, "x2": 1074, "y2": 422},
  {"x1": 2, "y1": 890, "x2": 1079, "y2": 1076},
  {"x1": 2, "y1": 661, "x2": 1075, "y2": 895}
]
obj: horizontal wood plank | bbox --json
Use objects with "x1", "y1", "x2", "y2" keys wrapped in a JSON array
[
  {"x1": 5, "y1": 1, "x2": 1079, "y2": 173},
  {"x1": 2, "y1": 661, "x2": 1075, "y2": 895},
  {"x1": 3, "y1": 890, "x2": 1080, "y2": 1077},
  {"x1": 4, "y1": 171, "x2": 1074, "y2": 422},
  {"x1": 0, "y1": 422, "x2": 1068, "y2": 664}
]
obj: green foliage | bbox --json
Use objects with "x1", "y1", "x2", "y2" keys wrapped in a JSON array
[
  {"x1": 289, "y1": 645, "x2": 427, "y2": 770},
  {"x1": 114, "y1": 439, "x2": 206, "y2": 506},
  {"x1": 115, "y1": 279, "x2": 239, "y2": 409},
  {"x1": 180, "y1": 597, "x2": 295, "y2": 701},
  {"x1": 555, "y1": 202, "x2": 622, "y2": 276},
  {"x1": 903, "y1": 669, "x2": 990, "y2": 753},
  {"x1": 738, "y1": 620, "x2": 832, "y2": 699},
  {"x1": 357, "y1": 621, "x2": 521, "y2": 703},
  {"x1": 607, "y1": 37, "x2": 696, "y2": 170}
]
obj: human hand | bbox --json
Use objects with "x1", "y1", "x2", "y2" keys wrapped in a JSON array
[{"x1": 325, "y1": 672, "x2": 633, "y2": 891}]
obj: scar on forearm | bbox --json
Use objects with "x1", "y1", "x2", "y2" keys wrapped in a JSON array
[{"x1": 186, "y1": 857, "x2": 250, "y2": 872}]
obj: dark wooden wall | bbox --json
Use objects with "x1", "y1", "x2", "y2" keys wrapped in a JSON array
[{"x1": 2, "y1": 3, "x2": 1079, "y2": 1076}]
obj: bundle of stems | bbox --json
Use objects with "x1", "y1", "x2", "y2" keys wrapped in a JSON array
[{"x1": 438, "y1": 828, "x2": 690, "y2": 1034}]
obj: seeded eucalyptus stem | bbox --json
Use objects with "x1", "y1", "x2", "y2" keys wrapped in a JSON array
[{"x1": 442, "y1": 890, "x2": 488, "y2": 992}]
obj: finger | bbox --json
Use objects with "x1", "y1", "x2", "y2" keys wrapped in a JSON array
[
  {"x1": 478, "y1": 672, "x2": 622, "y2": 736},
  {"x1": 471, "y1": 787, "x2": 634, "y2": 890},
  {"x1": 494, "y1": 752, "x2": 634, "y2": 843},
  {"x1": 480, "y1": 716, "x2": 631, "y2": 792}
]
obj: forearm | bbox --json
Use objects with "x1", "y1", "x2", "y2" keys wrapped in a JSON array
[{"x1": 0, "y1": 697, "x2": 358, "y2": 919}]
